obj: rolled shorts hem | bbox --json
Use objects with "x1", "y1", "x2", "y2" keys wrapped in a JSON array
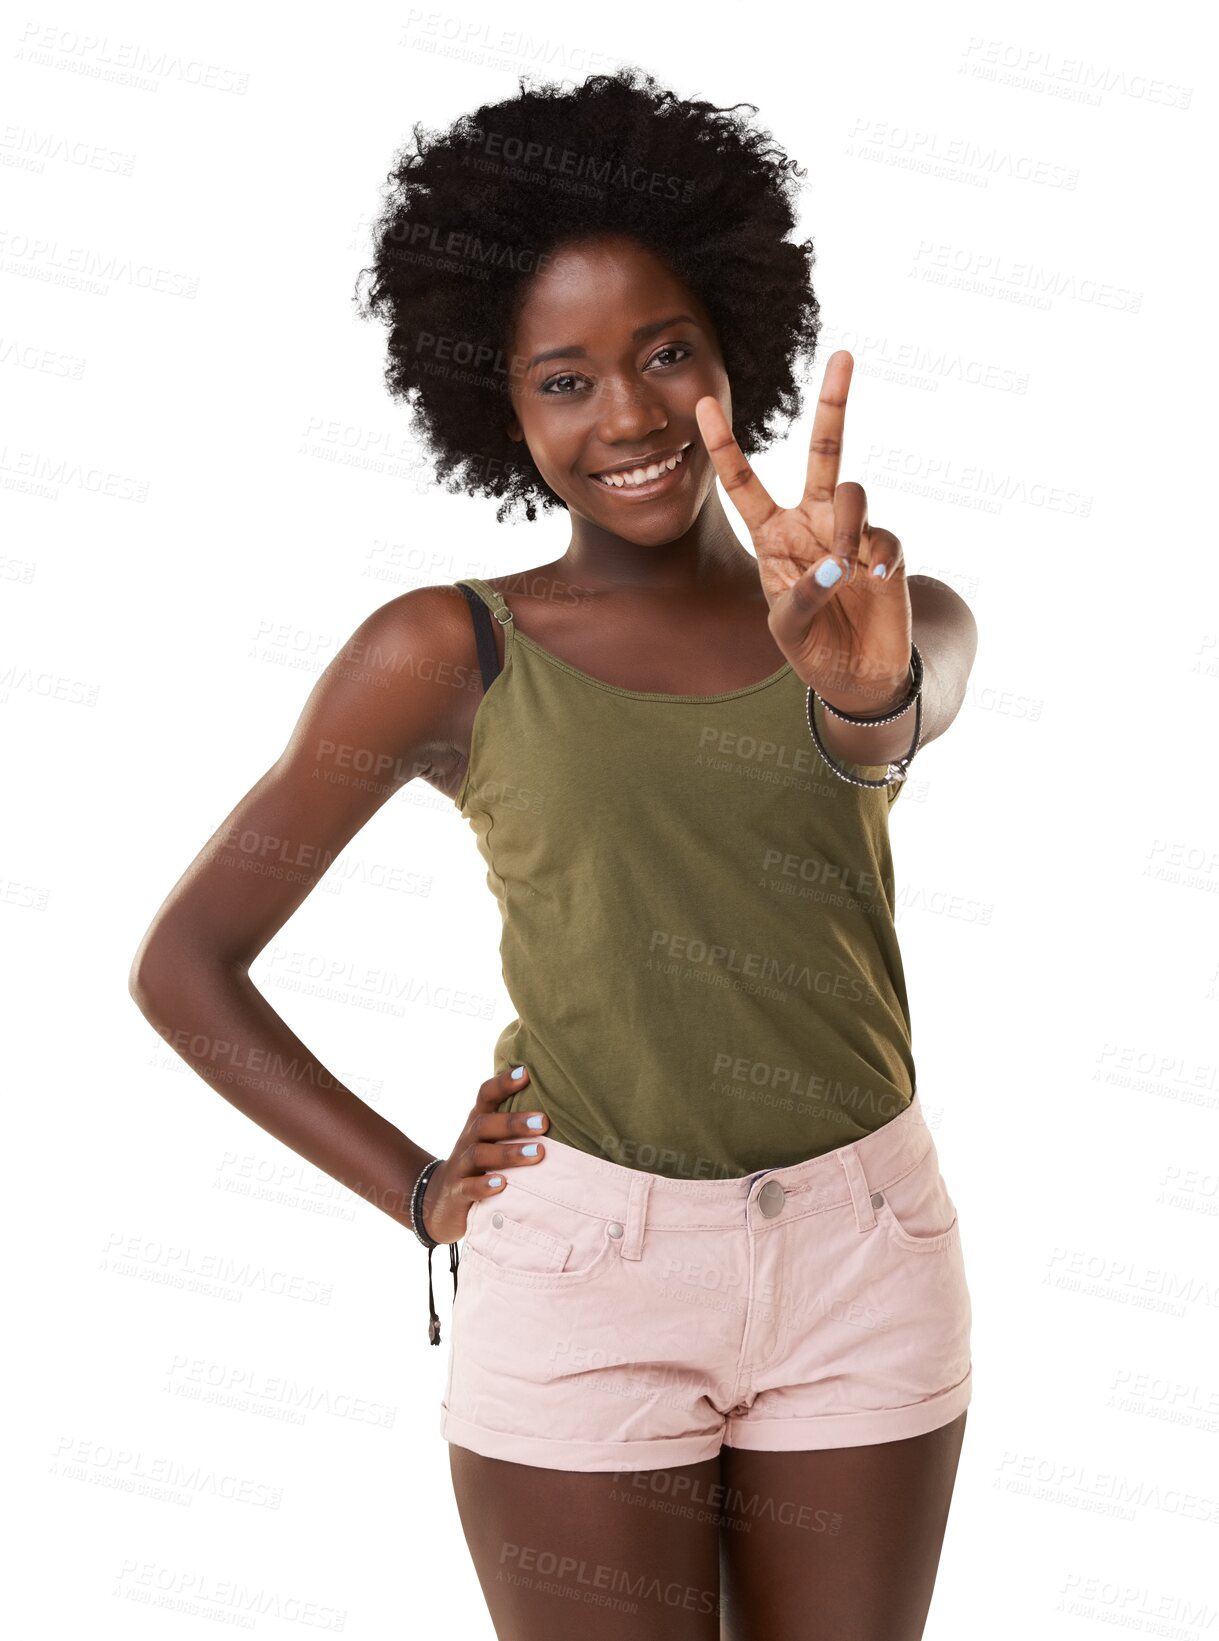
[
  {"x1": 724, "y1": 1366, "x2": 973, "y2": 1453},
  {"x1": 439, "y1": 1407, "x2": 724, "y2": 1472},
  {"x1": 439, "y1": 1365, "x2": 971, "y2": 1473}
]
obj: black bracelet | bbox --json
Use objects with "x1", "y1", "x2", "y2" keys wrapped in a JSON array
[
  {"x1": 818, "y1": 644, "x2": 924, "y2": 725},
  {"x1": 409, "y1": 1156, "x2": 444, "y2": 1248},
  {"x1": 408, "y1": 1156, "x2": 460, "y2": 1345},
  {"x1": 805, "y1": 644, "x2": 924, "y2": 789}
]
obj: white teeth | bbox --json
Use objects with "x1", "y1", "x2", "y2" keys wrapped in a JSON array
[{"x1": 595, "y1": 444, "x2": 689, "y2": 488}]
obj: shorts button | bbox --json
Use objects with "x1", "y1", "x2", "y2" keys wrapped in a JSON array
[
  {"x1": 758, "y1": 1179, "x2": 786, "y2": 1217},
  {"x1": 870, "y1": 1192, "x2": 884, "y2": 1209},
  {"x1": 607, "y1": 1221, "x2": 624, "y2": 1238},
  {"x1": 491, "y1": 1211, "x2": 504, "y2": 1228}
]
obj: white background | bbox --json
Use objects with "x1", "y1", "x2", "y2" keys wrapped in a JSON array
[{"x1": 4, "y1": 1, "x2": 1216, "y2": 1635}]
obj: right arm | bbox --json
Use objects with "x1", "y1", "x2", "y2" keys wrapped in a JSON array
[{"x1": 128, "y1": 584, "x2": 546, "y2": 1247}]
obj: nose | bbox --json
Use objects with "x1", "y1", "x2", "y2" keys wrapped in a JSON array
[{"x1": 593, "y1": 376, "x2": 669, "y2": 447}]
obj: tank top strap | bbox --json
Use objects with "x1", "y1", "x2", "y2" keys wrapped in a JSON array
[
  {"x1": 456, "y1": 577, "x2": 515, "y2": 627},
  {"x1": 453, "y1": 577, "x2": 516, "y2": 687}
]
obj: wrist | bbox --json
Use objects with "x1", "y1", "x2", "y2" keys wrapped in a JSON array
[
  {"x1": 811, "y1": 691, "x2": 916, "y2": 772},
  {"x1": 420, "y1": 1160, "x2": 444, "y2": 1241},
  {"x1": 409, "y1": 1155, "x2": 444, "y2": 1247},
  {"x1": 815, "y1": 654, "x2": 914, "y2": 722},
  {"x1": 804, "y1": 643, "x2": 925, "y2": 790},
  {"x1": 818, "y1": 677, "x2": 910, "y2": 720}
]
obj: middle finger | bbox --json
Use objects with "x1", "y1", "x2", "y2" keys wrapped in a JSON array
[
  {"x1": 476, "y1": 1108, "x2": 550, "y2": 1165},
  {"x1": 804, "y1": 350, "x2": 853, "y2": 504},
  {"x1": 831, "y1": 481, "x2": 868, "y2": 579}
]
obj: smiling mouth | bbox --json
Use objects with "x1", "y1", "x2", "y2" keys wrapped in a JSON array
[{"x1": 589, "y1": 442, "x2": 693, "y2": 489}]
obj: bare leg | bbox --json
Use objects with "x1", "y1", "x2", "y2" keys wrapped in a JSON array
[
  {"x1": 448, "y1": 1445, "x2": 723, "y2": 1641},
  {"x1": 718, "y1": 1410, "x2": 968, "y2": 1641}
]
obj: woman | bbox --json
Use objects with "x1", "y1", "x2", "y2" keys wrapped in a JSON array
[{"x1": 131, "y1": 66, "x2": 979, "y2": 1641}]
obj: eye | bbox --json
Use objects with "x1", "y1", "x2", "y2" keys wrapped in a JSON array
[
  {"x1": 539, "y1": 343, "x2": 694, "y2": 396},
  {"x1": 647, "y1": 343, "x2": 694, "y2": 369}
]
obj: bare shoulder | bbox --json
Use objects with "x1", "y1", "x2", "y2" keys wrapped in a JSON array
[
  {"x1": 905, "y1": 574, "x2": 978, "y2": 745},
  {"x1": 320, "y1": 580, "x2": 486, "y2": 792},
  {"x1": 348, "y1": 579, "x2": 483, "y2": 681},
  {"x1": 909, "y1": 573, "x2": 979, "y2": 671},
  {"x1": 909, "y1": 573, "x2": 978, "y2": 636}
]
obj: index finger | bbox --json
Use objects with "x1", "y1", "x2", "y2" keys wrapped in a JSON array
[
  {"x1": 478, "y1": 1064, "x2": 530, "y2": 1110},
  {"x1": 694, "y1": 396, "x2": 780, "y2": 536},
  {"x1": 804, "y1": 350, "x2": 854, "y2": 503}
]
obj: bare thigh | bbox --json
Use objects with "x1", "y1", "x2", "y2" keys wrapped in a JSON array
[
  {"x1": 718, "y1": 1410, "x2": 969, "y2": 1641},
  {"x1": 448, "y1": 1445, "x2": 723, "y2": 1641}
]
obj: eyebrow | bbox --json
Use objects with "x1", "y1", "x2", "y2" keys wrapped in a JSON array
[{"x1": 526, "y1": 313, "x2": 700, "y2": 370}]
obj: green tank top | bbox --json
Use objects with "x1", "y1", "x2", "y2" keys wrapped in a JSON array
[{"x1": 453, "y1": 576, "x2": 916, "y2": 1180}]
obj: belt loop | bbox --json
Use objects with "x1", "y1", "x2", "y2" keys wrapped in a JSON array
[
  {"x1": 621, "y1": 1172, "x2": 652, "y2": 1261},
  {"x1": 837, "y1": 1145, "x2": 878, "y2": 1233}
]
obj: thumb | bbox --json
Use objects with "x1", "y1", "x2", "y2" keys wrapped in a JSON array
[{"x1": 768, "y1": 554, "x2": 848, "y2": 652}]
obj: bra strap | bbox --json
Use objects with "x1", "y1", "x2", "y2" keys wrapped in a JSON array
[{"x1": 456, "y1": 581, "x2": 503, "y2": 691}]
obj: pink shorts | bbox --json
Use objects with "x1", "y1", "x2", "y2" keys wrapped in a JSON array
[{"x1": 439, "y1": 1089, "x2": 972, "y2": 1471}]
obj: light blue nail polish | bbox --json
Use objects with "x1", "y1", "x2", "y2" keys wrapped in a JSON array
[
  {"x1": 488, "y1": 1175, "x2": 503, "y2": 1187},
  {"x1": 511, "y1": 1064, "x2": 526, "y2": 1078},
  {"x1": 814, "y1": 558, "x2": 843, "y2": 588},
  {"x1": 526, "y1": 1115, "x2": 543, "y2": 1129},
  {"x1": 521, "y1": 1143, "x2": 539, "y2": 1156},
  {"x1": 871, "y1": 562, "x2": 886, "y2": 578}
]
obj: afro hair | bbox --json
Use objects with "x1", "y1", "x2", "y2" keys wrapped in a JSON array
[{"x1": 353, "y1": 64, "x2": 823, "y2": 524}]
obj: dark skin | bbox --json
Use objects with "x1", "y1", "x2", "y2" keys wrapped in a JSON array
[{"x1": 129, "y1": 230, "x2": 977, "y2": 1640}]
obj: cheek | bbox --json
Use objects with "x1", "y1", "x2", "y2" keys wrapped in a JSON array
[{"x1": 517, "y1": 417, "x2": 585, "y2": 487}]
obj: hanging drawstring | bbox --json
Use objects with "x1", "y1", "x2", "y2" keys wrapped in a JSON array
[{"x1": 427, "y1": 1240, "x2": 461, "y2": 1345}]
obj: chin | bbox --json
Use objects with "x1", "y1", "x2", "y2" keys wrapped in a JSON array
[{"x1": 573, "y1": 477, "x2": 714, "y2": 541}]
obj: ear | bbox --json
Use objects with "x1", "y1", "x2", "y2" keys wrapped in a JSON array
[{"x1": 506, "y1": 418, "x2": 524, "y2": 443}]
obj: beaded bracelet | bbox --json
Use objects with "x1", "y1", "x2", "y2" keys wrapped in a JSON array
[
  {"x1": 408, "y1": 1156, "x2": 460, "y2": 1345},
  {"x1": 805, "y1": 643, "x2": 924, "y2": 789}
]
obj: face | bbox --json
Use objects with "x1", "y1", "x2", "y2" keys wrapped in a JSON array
[{"x1": 504, "y1": 234, "x2": 731, "y2": 543}]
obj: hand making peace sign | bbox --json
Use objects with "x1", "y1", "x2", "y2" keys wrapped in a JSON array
[{"x1": 695, "y1": 350, "x2": 912, "y2": 716}]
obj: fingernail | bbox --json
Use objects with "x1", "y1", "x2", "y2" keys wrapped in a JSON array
[
  {"x1": 814, "y1": 558, "x2": 843, "y2": 588},
  {"x1": 521, "y1": 1143, "x2": 539, "y2": 1157},
  {"x1": 488, "y1": 1175, "x2": 503, "y2": 1188},
  {"x1": 871, "y1": 562, "x2": 887, "y2": 578},
  {"x1": 511, "y1": 1064, "x2": 526, "y2": 1078},
  {"x1": 526, "y1": 1115, "x2": 544, "y2": 1129}
]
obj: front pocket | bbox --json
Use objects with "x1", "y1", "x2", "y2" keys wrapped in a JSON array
[
  {"x1": 871, "y1": 1146, "x2": 960, "y2": 1254},
  {"x1": 461, "y1": 1190, "x2": 622, "y2": 1288}
]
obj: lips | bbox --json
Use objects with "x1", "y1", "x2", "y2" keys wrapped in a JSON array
[{"x1": 589, "y1": 441, "x2": 693, "y2": 488}]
